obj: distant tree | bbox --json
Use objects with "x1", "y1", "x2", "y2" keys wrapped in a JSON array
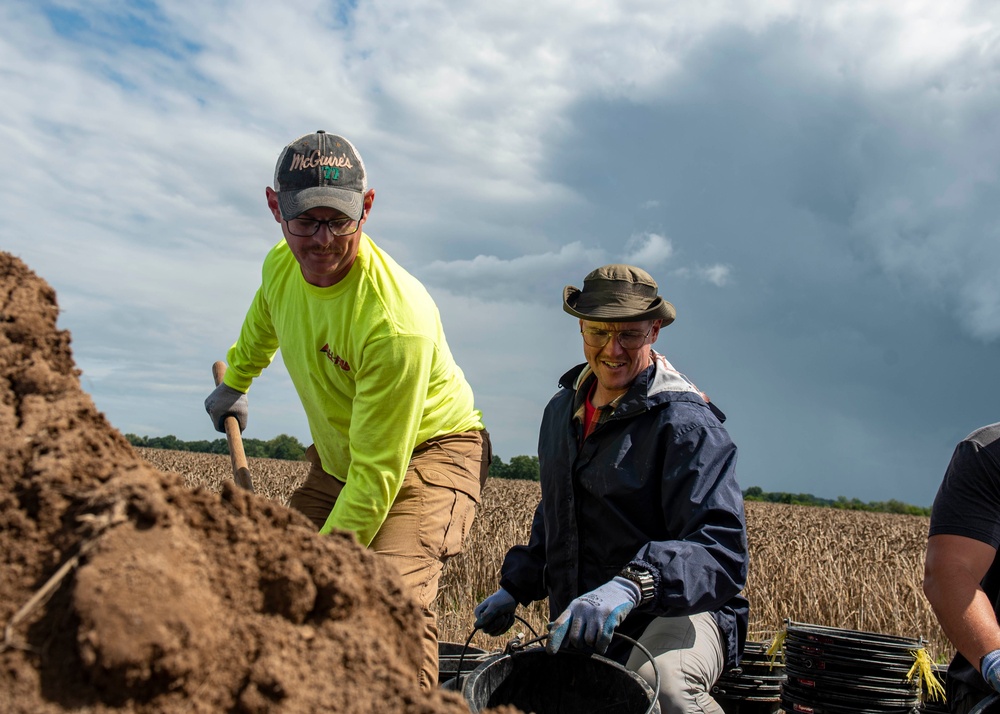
[
  {"x1": 267, "y1": 434, "x2": 306, "y2": 461},
  {"x1": 146, "y1": 434, "x2": 185, "y2": 451},
  {"x1": 833, "y1": 496, "x2": 869, "y2": 511},
  {"x1": 489, "y1": 454, "x2": 508, "y2": 480},
  {"x1": 240, "y1": 438, "x2": 268, "y2": 458},
  {"x1": 489, "y1": 454, "x2": 540, "y2": 481},
  {"x1": 873, "y1": 499, "x2": 929, "y2": 516},
  {"x1": 184, "y1": 440, "x2": 215, "y2": 453},
  {"x1": 208, "y1": 439, "x2": 230, "y2": 455},
  {"x1": 505, "y1": 455, "x2": 540, "y2": 481}
]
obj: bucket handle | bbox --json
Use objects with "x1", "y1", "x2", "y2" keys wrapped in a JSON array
[
  {"x1": 456, "y1": 615, "x2": 537, "y2": 690},
  {"x1": 612, "y1": 632, "x2": 661, "y2": 714}
]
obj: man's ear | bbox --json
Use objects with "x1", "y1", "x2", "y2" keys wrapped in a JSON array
[
  {"x1": 650, "y1": 319, "x2": 663, "y2": 343},
  {"x1": 265, "y1": 187, "x2": 282, "y2": 223},
  {"x1": 359, "y1": 189, "x2": 375, "y2": 226}
]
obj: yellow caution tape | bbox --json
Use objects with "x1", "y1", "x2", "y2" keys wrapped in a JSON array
[
  {"x1": 907, "y1": 648, "x2": 946, "y2": 703},
  {"x1": 765, "y1": 628, "x2": 787, "y2": 669}
]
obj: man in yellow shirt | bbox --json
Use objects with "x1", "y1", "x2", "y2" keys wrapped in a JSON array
[{"x1": 205, "y1": 130, "x2": 491, "y2": 690}]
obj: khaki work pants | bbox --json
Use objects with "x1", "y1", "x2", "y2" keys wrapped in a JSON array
[
  {"x1": 287, "y1": 430, "x2": 491, "y2": 691},
  {"x1": 626, "y1": 611, "x2": 727, "y2": 714}
]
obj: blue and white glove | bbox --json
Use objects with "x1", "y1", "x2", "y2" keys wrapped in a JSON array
[
  {"x1": 204, "y1": 383, "x2": 248, "y2": 433},
  {"x1": 982, "y1": 649, "x2": 1000, "y2": 692},
  {"x1": 546, "y1": 577, "x2": 641, "y2": 655},
  {"x1": 474, "y1": 588, "x2": 518, "y2": 636}
]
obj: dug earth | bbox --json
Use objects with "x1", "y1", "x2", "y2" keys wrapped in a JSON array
[{"x1": 0, "y1": 252, "x2": 518, "y2": 714}]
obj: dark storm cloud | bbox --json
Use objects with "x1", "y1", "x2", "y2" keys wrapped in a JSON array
[{"x1": 522, "y1": 22, "x2": 1000, "y2": 505}]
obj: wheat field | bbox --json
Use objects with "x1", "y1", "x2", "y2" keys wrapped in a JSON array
[{"x1": 137, "y1": 447, "x2": 950, "y2": 662}]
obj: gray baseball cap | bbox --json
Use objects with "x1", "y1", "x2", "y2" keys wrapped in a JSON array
[{"x1": 273, "y1": 131, "x2": 367, "y2": 220}]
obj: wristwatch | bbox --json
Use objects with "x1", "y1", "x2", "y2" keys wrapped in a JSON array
[{"x1": 618, "y1": 564, "x2": 655, "y2": 605}]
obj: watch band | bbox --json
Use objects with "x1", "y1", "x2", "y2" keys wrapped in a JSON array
[{"x1": 619, "y1": 564, "x2": 655, "y2": 605}]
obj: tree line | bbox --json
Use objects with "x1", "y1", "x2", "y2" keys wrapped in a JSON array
[
  {"x1": 742, "y1": 486, "x2": 930, "y2": 517},
  {"x1": 126, "y1": 435, "x2": 929, "y2": 513},
  {"x1": 124, "y1": 433, "x2": 307, "y2": 461},
  {"x1": 125, "y1": 433, "x2": 540, "y2": 480}
]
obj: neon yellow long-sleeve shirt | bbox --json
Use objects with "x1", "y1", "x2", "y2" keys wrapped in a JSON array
[{"x1": 224, "y1": 234, "x2": 483, "y2": 546}]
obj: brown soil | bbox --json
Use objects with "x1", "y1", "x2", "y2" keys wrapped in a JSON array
[{"x1": 0, "y1": 251, "x2": 502, "y2": 713}]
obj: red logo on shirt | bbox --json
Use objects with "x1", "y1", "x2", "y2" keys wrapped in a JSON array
[{"x1": 320, "y1": 343, "x2": 351, "y2": 371}]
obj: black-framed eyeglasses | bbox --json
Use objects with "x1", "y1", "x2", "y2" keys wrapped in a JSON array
[
  {"x1": 580, "y1": 327, "x2": 652, "y2": 350},
  {"x1": 285, "y1": 212, "x2": 363, "y2": 238}
]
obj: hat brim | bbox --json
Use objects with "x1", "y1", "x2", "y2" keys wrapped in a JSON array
[
  {"x1": 278, "y1": 186, "x2": 364, "y2": 221},
  {"x1": 562, "y1": 285, "x2": 676, "y2": 325}
]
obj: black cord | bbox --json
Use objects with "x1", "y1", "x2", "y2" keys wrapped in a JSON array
[{"x1": 512, "y1": 613, "x2": 539, "y2": 638}]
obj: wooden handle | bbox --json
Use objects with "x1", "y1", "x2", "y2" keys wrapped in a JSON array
[{"x1": 212, "y1": 361, "x2": 254, "y2": 493}]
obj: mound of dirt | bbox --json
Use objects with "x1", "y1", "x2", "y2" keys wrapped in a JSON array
[{"x1": 0, "y1": 252, "x2": 487, "y2": 713}]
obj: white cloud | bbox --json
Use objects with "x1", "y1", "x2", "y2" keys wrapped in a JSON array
[
  {"x1": 419, "y1": 242, "x2": 605, "y2": 303},
  {"x1": 670, "y1": 264, "x2": 733, "y2": 287},
  {"x1": 624, "y1": 232, "x2": 674, "y2": 267},
  {"x1": 699, "y1": 264, "x2": 732, "y2": 287},
  {"x1": 420, "y1": 232, "x2": 727, "y2": 302}
]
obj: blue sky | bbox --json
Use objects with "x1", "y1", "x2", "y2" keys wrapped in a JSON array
[{"x1": 3, "y1": 0, "x2": 999, "y2": 506}]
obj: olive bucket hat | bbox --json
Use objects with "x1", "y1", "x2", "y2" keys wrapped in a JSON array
[{"x1": 563, "y1": 264, "x2": 676, "y2": 325}]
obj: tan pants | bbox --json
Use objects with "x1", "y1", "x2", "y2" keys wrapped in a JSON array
[
  {"x1": 287, "y1": 430, "x2": 491, "y2": 691},
  {"x1": 626, "y1": 612, "x2": 726, "y2": 714}
]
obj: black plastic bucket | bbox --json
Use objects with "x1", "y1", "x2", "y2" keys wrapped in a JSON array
[
  {"x1": 462, "y1": 647, "x2": 660, "y2": 714},
  {"x1": 438, "y1": 641, "x2": 490, "y2": 689},
  {"x1": 713, "y1": 640, "x2": 784, "y2": 713}
]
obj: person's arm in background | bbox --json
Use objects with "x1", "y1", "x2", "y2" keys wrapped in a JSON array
[{"x1": 924, "y1": 535, "x2": 1000, "y2": 677}]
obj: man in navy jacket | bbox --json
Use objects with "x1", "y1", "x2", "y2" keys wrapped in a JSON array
[{"x1": 475, "y1": 264, "x2": 749, "y2": 714}]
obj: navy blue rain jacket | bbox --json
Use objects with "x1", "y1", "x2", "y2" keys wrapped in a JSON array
[{"x1": 499, "y1": 359, "x2": 749, "y2": 667}]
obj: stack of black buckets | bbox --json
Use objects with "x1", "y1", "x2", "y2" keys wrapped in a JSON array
[
  {"x1": 713, "y1": 640, "x2": 785, "y2": 713},
  {"x1": 781, "y1": 620, "x2": 924, "y2": 713}
]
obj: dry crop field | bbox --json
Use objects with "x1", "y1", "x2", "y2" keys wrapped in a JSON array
[{"x1": 138, "y1": 447, "x2": 950, "y2": 662}]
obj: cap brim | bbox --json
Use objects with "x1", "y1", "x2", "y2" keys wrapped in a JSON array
[{"x1": 278, "y1": 187, "x2": 364, "y2": 220}]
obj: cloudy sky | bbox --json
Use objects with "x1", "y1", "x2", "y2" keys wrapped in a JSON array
[{"x1": 3, "y1": 0, "x2": 999, "y2": 507}]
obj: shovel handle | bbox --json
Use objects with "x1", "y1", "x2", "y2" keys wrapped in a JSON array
[{"x1": 212, "y1": 361, "x2": 255, "y2": 493}]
